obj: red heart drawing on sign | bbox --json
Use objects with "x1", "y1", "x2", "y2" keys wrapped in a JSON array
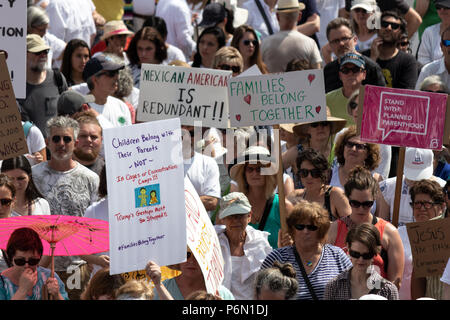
[
  {"x1": 244, "y1": 94, "x2": 251, "y2": 105},
  {"x1": 315, "y1": 106, "x2": 321, "y2": 114},
  {"x1": 308, "y1": 74, "x2": 315, "y2": 84},
  {"x1": 236, "y1": 114, "x2": 241, "y2": 121}
]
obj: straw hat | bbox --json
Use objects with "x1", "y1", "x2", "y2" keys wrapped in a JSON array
[
  {"x1": 292, "y1": 107, "x2": 347, "y2": 138},
  {"x1": 276, "y1": 0, "x2": 305, "y2": 12},
  {"x1": 229, "y1": 145, "x2": 277, "y2": 181},
  {"x1": 101, "y1": 20, "x2": 134, "y2": 41}
]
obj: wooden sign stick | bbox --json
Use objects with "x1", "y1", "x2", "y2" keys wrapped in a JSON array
[{"x1": 274, "y1": 125, "x2": 288, "y2": 233}]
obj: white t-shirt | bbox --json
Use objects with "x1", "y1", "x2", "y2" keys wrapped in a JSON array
[
  {"x1": 417, "y1": 23, "x2": 443, "y2": 66},
  {"x1": 132, "y1": 0, "x2": 156, "y2": 15},
  {"x1": 88, "y1": 96, "x2": 132, "y2": 127},
  {"x1": 441, "y1": 258, "x2": 450, "y2": 285},
  {"x1": 316, "y1": 0, "x2": 345, "y2": 48},
  {"x1": 356, "y1": 33, "x2": 377, "y2": 53},
  {"x1": 184, "y1": 152, "x2": 221, "y2": 199},
  {"x1": 11, "y1": 197, "x2": 51, "y2": 217},
  {"x1": 416, "y1": 58, "x2": 450, "y2": 90},
  {"x1": 164, "y1": 44, "x2": 187, "y2": 65},
  {"x1": 398, "y1": 225, "x2": 413, "y2": 300},
  {"x1": 242, "y1": 0, "x2": 280, "y2": 40}
]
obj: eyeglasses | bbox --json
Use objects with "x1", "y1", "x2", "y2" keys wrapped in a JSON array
[
  {"x1": 329, "y1": 36, "x2": 353, "y2": 46},
  {"x1": 349, "y1": 250, "x2": 374, "y2": 260},
  {"x1": 310, "y1": 121, "x2": 330, "y2": 128},
  {"x1": 31, "y1": 49, "x2": 49, "y2": 56},
  {"x1": 298, "y1": 168, "x2": 322, "y2": 179},
  {"x1": 13, "y1": 257, "x2": 40, "y2": 266},
  {"x1": 243, "y1": 39, "x2": 258, "y2": 46},
  {"x1": 442, "y1": 39, "x2": 450, "y2": 47},
  {"x1": 410, "y1": 201, "x2": 437, "y2": 209},
  {"x1": 0, "y1": 198, "x2": 13, "y2": 206},
  {"x1": 294, "y1": 224, "x2": 318, "y2": 231},
  {"x1": 245, "y1": 166, "x2": 262, "y2": 174},
  {"x1": 51, "y1": 135, "x2": 73, "y2": 144},
  {"x1": 349, "y1": 199, "x2": 374, "y2": 209},
  {"x1": 218, "y1": 64, "x2": 241, "y2": 73},
  {"x1": 340, "y1": 66, "x2": 364, "y2": 74},
  {"x1": 381, "y1": 20, "x2": 401, "y2": 30},
  {"x1": 398, "y1": 41, "x2": 409, "y2": 47},
  {"x1": 345, "y1": 141, "x2": 368, "y2": 150},
  {"x1": 349, "y1": 101, "x2": 358, "y2": 110},
  {"x1": 97, "y1": 70, "x2": 119, "y2": 77}
]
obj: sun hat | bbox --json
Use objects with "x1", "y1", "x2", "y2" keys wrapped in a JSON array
[
  {"x1": 26, "y1": 34, "x2": 50, "y2": 53},
  {"x1": 229, "y1": 145, "x2": 277, "y2": 181},
  {"x1": 101, "y1": 20, "x2": 134, "y2": 41},
  {"x1": 292, "y1": 107, "x2": 347, "y2": 138},
  {"x1": 218, "y1": 192, "x2": 252, "y2": 219},
  {"x1": 403, "y1": 147, "x2": 434, "y2": 181},
  {"x1": 219, "y1": 0, "x2": 249, "y2": 28},
  {"x1": 276, "y1": 0, "x2": 305, "y2": 12},
  {"x1": 57, "y1": 91, "x2": 95, "y2": 116},
  {"x1": 82, "y1": 54, "x2": 125, "y2": 82},
  {"x1": 350, "y1": 0, "x2": 377, "y2": 12}
]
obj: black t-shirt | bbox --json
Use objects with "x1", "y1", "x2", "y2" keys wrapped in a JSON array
[
  {"x1": 361, "y1": 49, "x2": 418, "y2": 89},
  {"x1": 297, "y1": 0, "x2": 320, "y2": 47},
  {"x1": 324, "y1": 55, "x2": 386, "y2": 93},
  {"x1": 345, "y1": 0, "x2": 410, "y2": 14}
]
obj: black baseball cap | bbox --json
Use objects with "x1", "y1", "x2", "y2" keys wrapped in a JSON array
[
  {"x1": 198, "y1": 3, "x2": 227, "y2": 28},
  {"x1": 435, "y1": 0, "x2": 450, "y2": 9},
  {"x1": 82, "y1": 54, "x2": 125, "y2": 82}
]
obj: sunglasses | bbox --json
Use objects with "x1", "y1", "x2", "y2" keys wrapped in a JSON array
[
  {"x1": 410, "y1": 201, "x2": 437, "y2": 209},
  {"x1": 13, "y1": 257, "x2": 40, "y2": 266},
  {"x1": 340, "y1": 66, "x2": 363, "y2": 74},
  {"x1": 381, "y1": 20, "x2": 401, "y2": 30},
  {"x1": 243, "y1": 39, "x2": 258, "y2": 46},
  {"x1": 353, "y1": 8, "x2": 368, "y2": 14},
  {"x1": 218, "y1": 64, "x2": 241, "y2": 73},
  {"x1": 294, "y1": 224, "x2": 318, "y2": 231},
  {"x1": 349, "y1": 250, "x2": 374, "y2": 260},
  {"x1": 0, "y1": 198, "x2": 13, "y2": 206},
  {"x1": 98, "y1": 70, "x2": 119, "y2": 77},
  {"x1": 329, "y1": 36, "x2": 353, "y2": 46},
  {"x1": 310, "y1": 121, "x2": 330, "y2": 128},
  {"x1": 349, "y1": 101, "x2": 358, "y2": 110},
  {"x1": 349, "y1": 199, "x2": 374, "y2": 209},
  {"x1": 345, "y1": 141, "x2": 368, "y2": 150},
  {"x1": 31, "y1": 49, "x2": 49, "y2": 56},
  {"x1": 399, "y1": 41, "x2": 409, "y2": 46},
  {"x1": 298, "y1": 168, "x2": 322, "y2": 179},
  {"x1": 186, "y1": 251, "x2": 193, "y2": 259},
  {"x1": 442, "y1": 39, "x2": 450, "y2": 47},
  {"x1": 436, "y1": 5, "x2": 449, "y2": 10},
  {"x1": 422, "y1": 89, "x2": 447, "y2": 94},
  {"x1": 245, "y1": 166, "x2": 263, "y2": 174},
  {"x1": 51, "y1": 135, "x2": 73, "y2": 144}
]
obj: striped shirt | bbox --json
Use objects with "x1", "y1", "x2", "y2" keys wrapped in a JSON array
[{"x1": 261, "y1": 244, "x2": 352, "y2": 300}]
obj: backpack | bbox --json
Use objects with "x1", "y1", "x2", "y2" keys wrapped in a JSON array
[{"x1": 52, "y1": 68, "x2": 64, "y2": 95}]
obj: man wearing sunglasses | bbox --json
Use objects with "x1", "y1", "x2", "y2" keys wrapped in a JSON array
[{"x1": 361, "y1": 10, "x2": 418, "y2": 89}]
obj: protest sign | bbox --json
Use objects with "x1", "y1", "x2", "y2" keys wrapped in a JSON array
[
  {"x1": 185, "y1": 178, "x2": 224, "y2": 294},
  {"x1": 359, "y1": 85, "x2": 448, "y2": 150},
  {"x1": 104, "y1": 118, "x2": 186, "y2": 275},
  {"x1": 228, "y1": 69, "x2": 327, "y2": 127},
  {"x1": 0, "y1": 52, "x2": 28, "y2": 160},
  {"x1": 406, "y1": 218, "x2": 450, "y2": 278},
  {"x1": 0, "y1": 0, "x2": 26, "y2": 98},
  {"x1": 136, "y1": 64, "x2": 231, "y2": 128}
]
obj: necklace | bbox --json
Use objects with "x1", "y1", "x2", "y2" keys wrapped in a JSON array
[{"x1": 305, "y1": 261, "x2": 313, "y2": 267}]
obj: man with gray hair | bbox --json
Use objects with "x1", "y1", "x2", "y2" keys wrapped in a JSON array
[{"x1": 32, "y1": 116, "x2": 99, "y2": 300}]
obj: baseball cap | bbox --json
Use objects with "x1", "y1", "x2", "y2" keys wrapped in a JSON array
[
  {"x1": 57, "y1": 90, "x2": 95, "y2": 116},
  {"x1": 82, "y1": 54, "x2": 125, "y2": 82},
  {"x1": 199, "y1": 3, "x2": 227, "y2": 28},
  {"x1": 219, "y1": 192, "x2": 252, "y2": 220},
  {"x1": 27, "y1": 34, "x2": 50, "y2": 53},
  {"x1": 404, "y1": 147, "x2": 434, "y2": 181},
  {"x1": 350, "y1": 0, "x2": 377, "y2": 12},
  {"x1": 435, "y1": 0, "x2": 450, "y2": 9},
  {"x1": 340, "y1": 52, "x2": 366, "y2": 69}
]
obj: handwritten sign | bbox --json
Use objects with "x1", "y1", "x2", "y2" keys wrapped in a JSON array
[
  {"x1": 185, "y1": 178, "x2": 224, "y2": 294},
  {"x1": 359, "y1": 85, "x2": 447, "y2": 150},
  {"x1": 136, "y1": 64, "x2": 231, "y2": 128},
  {"x1": 228, "y1": 69, "x2": 327, "y2": 127},
  {"x1": 406, "y1": 218, "x2": 450, "y2": 278},
  {"x1": 0, "y1": 53, "x2": 28, "y2": 160},
  {"x1": 104, "y1": 118, "x2": 186, "y2": 275},
  {"x1": 0, "y1": 0, "x2": 26, "y2": 98}
]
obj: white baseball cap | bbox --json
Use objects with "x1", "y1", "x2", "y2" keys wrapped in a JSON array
[{"x1": 403, "y1": 147, "x2": 434, "y2": 181}]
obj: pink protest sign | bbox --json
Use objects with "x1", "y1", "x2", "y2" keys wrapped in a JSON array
[{"x1": 360, "y1": 85, "x2": 448, "y2": 150}]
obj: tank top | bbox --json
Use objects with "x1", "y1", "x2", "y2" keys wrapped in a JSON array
[
  {"x1": 302, "y1": 186, "x2": 335, "y2": 221},
  {"x1": 334, "y1": 215, "x2": 388, "y2": 279}
]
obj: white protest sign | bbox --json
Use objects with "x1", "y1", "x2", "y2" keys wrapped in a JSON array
[
  {"x1": 185, "y1": 178, "x2": 224, "y2": 294},
  {"x1": 228, "y1": 69, "x2": 327, "y2": 127},
  {"x1": 0, "y1": 0, "x2": 26, "y2": 98},
  {"x1": 137, "y1": 64, "x2": 231, "y2": 128},
  {"x1": 104, "y1": 118, "x2": 186, "y2": 275}
]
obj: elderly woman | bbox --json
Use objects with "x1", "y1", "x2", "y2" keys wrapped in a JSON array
[
  {"x1": 324, "y1": 223, "x2": 399, "y2": 300},
  {"x1": 398, "y1": 180, "x2": 446, "y2": 300},
  {"x1": 0, "y1": 228, "x2": 68, "y2": 300},
  {"x1": 212, "y1": 46, "x2": 244, "y2": 77},
  {"x1": 254, "y1": 261, "x2": 298, "y2": 300},
  {"x1": 231, "y1": 25, "x2": 268, "y2": 73},
  {"x1": 261, "y1": 200, "x2": 352, "y2": 300},
  {"x1": 214, "y1": 192, "x2": 272, "y2": 300},
  {"x1": 287, "y1": 148, "x2": 351, "y2": 222},
  {"x1": 327, "y1": 166, "x2": 404, "y2": 289}
]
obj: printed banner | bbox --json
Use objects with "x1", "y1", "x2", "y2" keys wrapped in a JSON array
[
  {"x1": 104, "y1": 118, "x2": 186, "y2": 275},
  {"x1": 185, "y1": 178, "x2": 224, "y2": 294},
  {"x1": 0, "y1": 0, "x2": 26, "y2": 98},
  {"x1": 228, "y1": 69, "x2": 327, "y2": 127},
  {"x1": 136, "y1": 64, "x2": 231, "y2": 128},
  {"x1": 359, "y1": 85, "x2": 447, "y2": 149}
]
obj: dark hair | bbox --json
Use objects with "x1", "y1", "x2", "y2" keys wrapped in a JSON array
[
  {"x1": 192, "y1": 26, "x2": 226, "y2": 68},
  {"x1": 344, "y1": 166, "x2": 378, "y2": 199},
  {"x1": 126, "y1": 26, "x2": 168, "y2": 66},
  {"x1": 98, "y1": 164, "x2": 107, "y2": 198},
  {"x1": 60, "y1": 39, "x2": 91, "y2": 86},
  {"x1": 1, "y1": 155, "x2": 45, "y2": 204},
  {"x1": 80, "y1": 267, "x2": 125, "y2": 300},
  {"x1": 409, "y1": 179, "x2": 445, "y2": 204},
  {"x1": 296, "y1": 148, "x2": 329, "y2": 184},
  {"x1": 254, "y1": 260, "x2": 298, "y2": 300},
  {"x1": 143, "y1": 16, "x2": 168, "y2": 40},
  {"x1": 231, "y1": 25, "x2": 268, "y2": 74},
  {"x1": 380, "y1": 10, "x2": 407, "y2": 34},
  {"x1": 326, "y1": 17, "x2": 354, "y2": 40},
  {"x1": 442, "y1": 26, "x2": 450, "y2": 41},
  {"x1": 6, "y1": 227, "x2": 43, "y2": 263},
  {"x1": 346, "y1": 223, "x2": 381, "y2": 257},
  {"x1": 0, "y1": 173, "x2": 16, "y2": 198},
  {"x1": 224, "y1": 7, "x2": 235, "y2": 35},
  {"x1": 285, "y1": 59, "x2": 312, "y2": 72},
  {"x1": 185, "y1": 290, "x2": 223, "y2": 300}
]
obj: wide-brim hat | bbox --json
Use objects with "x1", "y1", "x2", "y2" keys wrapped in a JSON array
[
  {"x1": 26, "y1": 34, "x2": 50, "y2": 53},
  {"x1": 276, "y1": 0, "x2": 305, "y2": 12},
  {"x1": 101, "y1": 20, "x2": 134, "y2": 41},
  {"x1": 229, "y1": 145, "x2": 277, "y2": 182},
  {"x1": 220, "y1": 0, "x2": 249, "y2": 28},
  {"x1": 292, "y1": 107, "x2": 347, "y2": 138}
]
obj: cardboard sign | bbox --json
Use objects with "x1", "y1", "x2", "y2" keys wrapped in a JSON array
[
  {"x1": 185, "y1": 178, "x2": 224, "y2": 294},
  {"x1": 104, "y1": 118, "x2": 186, "y2": 275},
  {"x1": 359, "y1": 85, "x2": 448, "y2": 150},
  {"x1": 136, "y1": 64, "x2": 231, "y2": 128},
  {"x1": 0, "y1": 53, "x2": 28, "y2": 160},
  {"x1": 228, "y1": 69, "x2": 327, "y2": 127},
  {"x1": 0, "y1": 0, "x2": 26, "y2": 98},
  {"x1": 406, "y1": 218, "x2": 450, "y2": 278}
]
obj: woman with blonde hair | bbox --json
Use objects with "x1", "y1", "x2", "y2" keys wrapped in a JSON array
[{"x1": 212, "y1": 46, "x2": 244, "y2": 77}]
